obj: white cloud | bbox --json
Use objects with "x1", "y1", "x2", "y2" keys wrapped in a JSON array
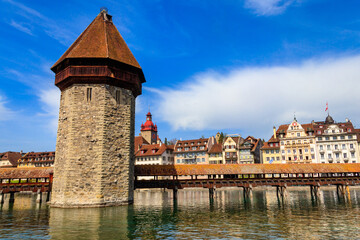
[
  {"x1": 4, "y1": 0, "x2": 76, "y2": 45},
  {"x1": 152, "y1": 55, "x2": 360, "y2": 138},
  {"x1": 10, "y1": 20, "x2": 33, "y2": 36},
  {"x1": 0, "y1": 95, "x2": 15, "y2": 121},
  {"x1": 37, "y1": 87, "x2": 60, "y2": 133},
  {"x1": 244, "y1": 0, "x2": 295, "y2": 16}
]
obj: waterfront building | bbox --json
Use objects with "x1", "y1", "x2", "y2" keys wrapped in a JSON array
[
  {"x1": 208, "y1": 143, "x2": 223, "y2": 164},
  {"x1": 277, "y1": 118, "x2": 316, "y2": 164},
  {"x1": 17, "y1": 152, "x2": 55, "y2": 167},
  {"x1": 261, "y1": 128, "x2": 281, "y2": 164},
  {"x1": 0, "y1": 151, "x2": 22, "y2": 168},
  {"x1": 174, "y1": 138, "x2": 210, "y2": 164},
  {"x1": 135, "y1": 143, "x2": 174, "y2": 165},
  {"x1": 313, "y1": 116, "x2": 358, "y2": 163},
  {"x1": 223, "y1": 135, "x2": 242, "y2": 164},
  {"x1": 238, "y1": 136, "x2": 262, "y2": 164},
  {"x1": 50, "y1": 9, "x2": 145, "y2": 207},
  {"x1": 139, "y1": 112, "x2": 160, "y2": 144}
]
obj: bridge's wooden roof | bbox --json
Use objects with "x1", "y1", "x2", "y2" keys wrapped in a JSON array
[
  {"x1": 134, "y1": 163, "x2": 360, "y2": 176},
  {"x1": 0, "y1": 167, "x2": 53, "y2": 179}
]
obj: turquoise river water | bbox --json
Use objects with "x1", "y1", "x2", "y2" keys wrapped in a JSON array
[{"x1": 1, "y1": 187, "x2": 360, "y2": 239}]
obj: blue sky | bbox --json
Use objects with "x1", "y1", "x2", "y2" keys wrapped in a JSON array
[{"x1": 1, "y1": 0, "x2": 360, "y2": 152}]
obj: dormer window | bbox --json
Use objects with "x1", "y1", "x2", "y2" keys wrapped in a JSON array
[
  {"x1": 152, "y1": 149, "x2": 156, "y2": 153},
  {"x1": 348, "y1": 128, "x2": 352, "y2": 132}
]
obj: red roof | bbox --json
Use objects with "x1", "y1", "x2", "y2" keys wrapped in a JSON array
[
  {"x1": 52, "y1": 11, "x2": 141, "y2": 70},
  {"x1": 0, "y1": 152, "x2": 22, "y2": 167},
  {"x1": 208, "y1": 143, "x2": 222, "y2": 153},
  {"x1": 135, "y1": 144, "x2": 173, "y2": 157},
  {"x1": 134, "y1": 136, "x2": 149, "y2": 153},
  {"x1": 174, "y1": 138, "x2": 209, "y2": 153},
  {"x1": 141, "y1": 112, "x2": 157, "y2": 131}
]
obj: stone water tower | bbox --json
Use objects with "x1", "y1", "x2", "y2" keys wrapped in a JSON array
[{"x1": 50, "y1": 9, "x2": 145, "y2": 207}]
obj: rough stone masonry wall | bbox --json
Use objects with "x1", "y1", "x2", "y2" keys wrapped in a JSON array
[{"x1": 51, "y1": 84, "x2": 135, "y2": 207}]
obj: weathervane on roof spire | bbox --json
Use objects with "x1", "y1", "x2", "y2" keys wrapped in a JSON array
[
  {"x1": 294, "y1": 112, "x2": 297, "y2": 122},
  {"x1": 100, "y1": 7, "x2": 108, "y2": 13}
]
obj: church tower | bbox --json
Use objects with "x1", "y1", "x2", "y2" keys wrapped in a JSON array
[
  {"x1": 50, "y1": 9, "x2": 145, "y2": 207},
  {"x1": 140, "y1": 112, "x2": 158, "y2": 144}
]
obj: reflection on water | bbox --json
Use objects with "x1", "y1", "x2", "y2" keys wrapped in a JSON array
[{"x1": 1, "y1": 187, "x2": 360, "y2": 239}]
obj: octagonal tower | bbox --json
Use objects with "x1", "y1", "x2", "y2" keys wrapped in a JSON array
[{"x1": 50, "y1": 9, "x2": 145, "y2": 208}]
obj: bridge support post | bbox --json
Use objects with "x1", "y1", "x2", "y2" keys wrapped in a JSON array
[
  {"x1": 46, "y1": 191, "x2": 51, "y2": 202},
  {"x1": 276, "y1": 185, "x2": 287, "y2": 198},
  {"x1": 243, "y1": 185, "x2": 252, "y2": 198},
  {"x1": 336, "y1": 184, "x2": 345, "y2": 196},
  {"x1": 173, "y1": 187, "x2": 178, "y2": 201},
  {"x1": 9, "y1": 192, "x2": 15, "y2": 204},
  {"x1": 209, "y1": 187, "x2": 215, "y2": 201},
  {"x1": 310, "y1": 184, "x2": 320, "y2": 198},
  {"x1": 0, "y1": 191, "x2": 4, "y2": 205},
  {"x1": 36, "y1": 189, "x2": 42, "y2": 203}
]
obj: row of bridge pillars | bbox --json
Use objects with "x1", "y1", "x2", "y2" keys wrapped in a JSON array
[
  {"x1": 171, "y1": 184, "x2": 353, "y2": 202},
  {"x1": 0, "y1": 190, "x2": 50, "y2": 205}
]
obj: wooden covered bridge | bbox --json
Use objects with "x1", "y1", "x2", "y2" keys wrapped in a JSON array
[{"x1": 1, "y1": 163, "x2": 360, "y2": 204}]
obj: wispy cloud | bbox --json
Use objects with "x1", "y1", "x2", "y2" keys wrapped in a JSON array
[
  {"x1": 244, "y1": 0, "x2": 295, "y2": 16},
  {"x1": 37, "y1": 87, "x2": 60, "y2": 133},
  {"x1": 4, "y1": 0, "x2": 76, "y2": 45},
  {"x1": 151, "y1": 55, "x2": 360, "y2": 138},
  {"x1": 0, "y1": 95, "x2": 15, "y2": 121},
  {"x1": 5, "y1": 65, "x2": 60, "y2": 134},
  {"x1": 9, "y1": 20, "x2": 34, "y2": 36}
]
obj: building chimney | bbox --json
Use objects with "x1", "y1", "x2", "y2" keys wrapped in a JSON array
[{"x1": 273, "y1": 126, "x2": 277, "y2": 139}]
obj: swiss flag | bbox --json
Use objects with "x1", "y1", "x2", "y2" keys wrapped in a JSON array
[{"x1": 325, "y1": 102, "x2": 328, "y2": 112}]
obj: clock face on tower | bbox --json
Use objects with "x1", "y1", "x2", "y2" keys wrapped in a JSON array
[{"x1": 152, "y1": 132, "x2": 157, "y2": 142}]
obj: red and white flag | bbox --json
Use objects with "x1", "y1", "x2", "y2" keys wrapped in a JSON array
[{"x1": 325, "y1": 102, "x2": 328, "y2": 112}]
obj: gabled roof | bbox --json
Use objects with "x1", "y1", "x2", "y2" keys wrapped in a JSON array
[
  {"x1": 0, "y1": 152, "x2": 22, "y2": 167},
  {"x1": 208, "y1": 143, "x2": 222, "y2": 153},
  {"x1": 134, "y1": 136, "x2": 149, "y2": 153},
  {"x1": 52, "y1": 10, "x2": 141, "y2": 70},
  {"x1": 135, "y1": 144, "x2": 172, "y2": 157}
]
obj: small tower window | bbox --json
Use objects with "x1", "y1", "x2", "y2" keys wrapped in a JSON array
[
  {"x1": 116, "y1": 90, "x2": 121, "y2": 104},
  {"x1": 87, "y1": 88, "x2": 92, "y2": 102}
]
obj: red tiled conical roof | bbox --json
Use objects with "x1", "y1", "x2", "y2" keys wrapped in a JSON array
[{"x1": 51, "y1": 10, "x2": 141, "y2": 70}]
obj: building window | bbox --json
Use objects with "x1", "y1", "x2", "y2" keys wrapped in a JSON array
[
  {"x1": 343, "y1": 153, "x2": 347, "y2": 158},
  {"x1": 276, "y1": 157, "x2": 280, "y2": 160},
  {"x1": 319, "y1": 145, "x2": 323, "y2": 150},
  {"x1": 265, "y1": 150, "x2": 269, "y2": 154},
  {"x1": 297, "y1": 133, "x2": 300, "y2": 137},
  {"x1": 351, "y1": 152, "x2": 355, "y2": 158},
  {"x1": 333, "y1": 136, "x2": 337, "y2": 140},
  {"x1": 348, "y1": 135, "x2": 353, "y2": 139},
  {"x1": 325, "y1": 137, "x2": 330, "y2": 140},
  {"x1": 340, "y1": 136, "x2": 345, "y2": 140},
  {"x1": 116, "y1": 90, "x2": 121, "y2": 104},
  {"x1": 327, "y1": 145, "x2": 331, "y2": 150},
  {"x1": 87, "y1": 88, "x2": 92, "y2": 102},
  {"x1": 350, "y1": 144, "x2": 354, "y2": 148},
  {"x1": 335, "y1": 153, "x2": 340, "y2": 158},
  {"x1": 342, "y1": 144, "x2": 346, "y2": 150}
]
